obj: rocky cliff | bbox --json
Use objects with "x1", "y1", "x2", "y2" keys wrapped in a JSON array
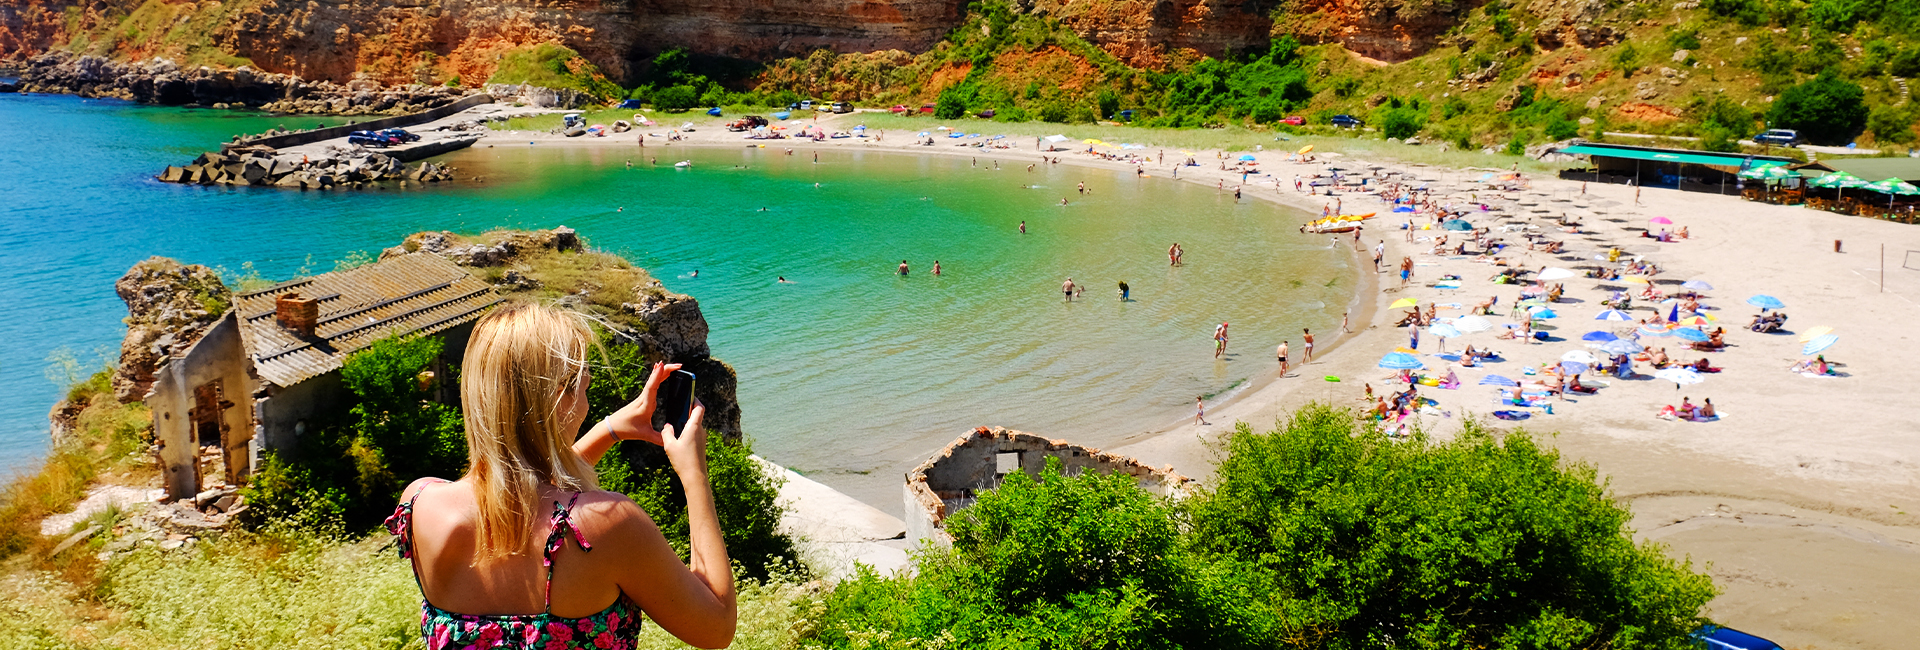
[{"x1": 112, "y1": 257, "x2": 232, "y2": 404}]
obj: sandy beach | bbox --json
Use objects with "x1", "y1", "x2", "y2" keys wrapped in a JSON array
[{"x1": 478, "y1": 112, "x2": 1920, "y2": 648}]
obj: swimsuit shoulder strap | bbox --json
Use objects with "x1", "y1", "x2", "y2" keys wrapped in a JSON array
[
  {"x1": 382, "y1": 478, "x2": 450, "y2": 596},
  {"x1": 541, "y1": 491, "x2": 593, "y2": 614}
]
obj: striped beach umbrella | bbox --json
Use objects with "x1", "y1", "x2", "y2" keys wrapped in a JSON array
[
  {"x1": 1598, "y1": 339, "x2": 1644, "y2": 355},
  {"x1": 1379, "y1": 352, "x2": 1425, "y2": 370},
  {"x1": 1802, "y1": 334, "x2": 1839, "y2": 356},
  {"x1": 1478, "y1": 374, "x2": 1519, "y2": 387},
  {"x1": 1672, "y1": 328, "x2": 1711, "y2": 342},
  {"x1": 1596, "y1": 310, "x2": 1633, "y2": 321},
  {"x1": 1581, "y1": 331, "x2": 1619, "y2": 342},
  {"x1": 1682, "y1": 279, "x2": 1713, "y2": 291},
  {"x1": 1638, "y1": 324, "x2": 1673, "y2": 337},
  {"x1": 1653, "y1": 368, "x2": 1704, "y2": 388}
]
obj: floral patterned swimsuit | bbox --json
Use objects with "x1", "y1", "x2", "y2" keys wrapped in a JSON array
[{"x1": 385, "y1": 480, "x2": 642, "y2": 650}]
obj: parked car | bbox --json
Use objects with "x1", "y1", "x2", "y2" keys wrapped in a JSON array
[
  {"x1": 977, "y1": 109, "x2": 997, "y2": 118},
  {"x1": 378, "y1": 128, "x2": 420, "y2": 143},
  {"x1": 347, "y1": 130, "x2": 397, "y2": 147},
  {"x1": 1751, "y1": 129, "x2": 1800, "y2": 147},
  {"x1": 919, "y1": 103, "x2": 935, "y2": 114},
  {"x1": 1117, "y1": 109, "x2": 1134, "y2": 122},
  {"x1": 890, "y1": 104, "x2": 910, "y2": 113},
  {"x1": 831, "y1": 101, "x2": 853, "y2": 114},
  {"x1": 1281, "y1": 115, "x2": 1305, "y2": 126},
  {"x1": 1330, "y1": 114, "x2": 1363, "y2": 128},
  {"x1": 1693, "y1": 626, "x2": 1783, "y2": 650},
  {"x1": 798, "y1": 100, "x2": 814, "y2": 110},
  {"x1": 617, "y1": 99, "x2": 644, "y2": 109}
]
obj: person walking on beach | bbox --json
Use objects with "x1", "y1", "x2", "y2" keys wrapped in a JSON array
[
  {"x1": 898, "y1": 260, "x2": 909, "y2": 276},
  {"x1": 1373, "y1": 242, "x2": 1385, "y2": 271},
  {"x1": 1400, "y1": 256, "x2": 1414, "y2": 285},
  {"x1": 1062, "y1": 277, "x2": 1077, "y2": 300},
  {"x1": 1118, "y1": 281, "x2": 1130, "y2": 301},
  {"x1": 1302, "y1": 328, "x2": 1315, "y2": 363},
  {"x1": 1408, "y1": 323, "x2": 1420, "y2": 350},
  {"x1": 1195, "y1": 396, "x2": 1209, "y2": 426},
  {"x1": 1342, "y1": 310, "x2": 1351, "y2": 334},
  {"x1": 1214, "y1": 322, "x2": 1229, "y2": 359},
  {"x1": 1277, "y1": 340, "x2": 1290, "y2": 372}
]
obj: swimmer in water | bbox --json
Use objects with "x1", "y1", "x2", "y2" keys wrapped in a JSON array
[
  {"x1": 932, "y1": 261, "x2": 942, "y2": 276},
  {"x1": 898, "y1": 260, "x2": 909, "y2": 275},
  {"x1": 1019, "y1": 220, "x2": 1026, "y2": 234},
  {"x1": 689, "y1": 270, "x2": 699, "y2": 278},
  {"x1": 777, "y1": 276, "x2": 793, "y2": 284},
  {"x1": 1062, "y1": 277, "x2": 1076, "y2": 300},
  {"x1": 1060, "y1": 198, "x2": 1069, "y2": 206}
]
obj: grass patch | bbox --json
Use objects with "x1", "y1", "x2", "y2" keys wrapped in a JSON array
[{"x1": 486, "y1": 43, "x2": 622, "y2": 103}]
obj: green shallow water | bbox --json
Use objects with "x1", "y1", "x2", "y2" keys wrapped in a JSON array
[{"x1": 0, "y1": 93, "x2": 1356, "y2": 508}]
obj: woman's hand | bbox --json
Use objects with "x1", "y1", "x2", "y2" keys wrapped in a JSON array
[
  {"x1": 604, "y1": 361, "x2": 682, "y2": 446},
  {"x1": 662, "y1": 399, "x2": 708, "y2": 479}
]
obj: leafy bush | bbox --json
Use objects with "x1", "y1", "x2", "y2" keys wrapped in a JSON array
[
  {"x1": 1613, "y1": 43, "x2": 1643, "y2": 78},
  {"x1": 934, "y1": 83, "x2": 970, "y2": 119},
  {"x1": 1770, "y1": 71, "x2": 1870, "y2": 145},
  {"x1": 807, "y1": 405, "x2": 1718, "y2": 649},
  {"x1": 1181, "y1": 406, "x2": 1719, "y2": 648},
  {"x1": 1868, "y1": 105, "x2": 1917, "y2": 144},
  {"x1": 1377, "y1": 98, "x2": 1427, "y2": 139},
  {"x1": 652, "y1": 84, "x2": 699, "y2": 111}
]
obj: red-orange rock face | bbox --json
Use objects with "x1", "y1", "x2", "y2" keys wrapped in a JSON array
[{"x1": 1277, "y1": 0, "x2": 1478, "y2": 62}]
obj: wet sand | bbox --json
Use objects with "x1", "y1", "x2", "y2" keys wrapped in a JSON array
[{"x1": 483, "y1": 115, "x2": 1920, "y2": 648}]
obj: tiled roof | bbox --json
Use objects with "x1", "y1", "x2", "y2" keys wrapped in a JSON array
[{"x1": 233, "y1": 253, "x2": 501, "y2": 387}]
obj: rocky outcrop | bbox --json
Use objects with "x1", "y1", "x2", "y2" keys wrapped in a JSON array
[
  {"x1": 1276, "y1": 0, "x2": 1481, "y2": 62},
  {"x1": 113, "y1": 258, "x2": 232, "y2": 403},
  {"x1": 14, "y1": 51, "x2": 473, "y2": 114},
  {"x1": 157, "y1": 147, "x2": 462, "y2": 189}
]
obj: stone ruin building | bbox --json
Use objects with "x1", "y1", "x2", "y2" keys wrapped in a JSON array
[
  {"x1": 904, "y1": 426, "x2": 1194, "y2": 545},
  {"x1": 145, "y1": 252, "x2": 501, "y2": 500}
]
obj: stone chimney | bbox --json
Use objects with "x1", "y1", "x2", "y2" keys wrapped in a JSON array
[{"x1": 275, "y1": 293, "x2": 319, "y2": 338}]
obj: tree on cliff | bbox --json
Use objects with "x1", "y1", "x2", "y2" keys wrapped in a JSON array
[{"x1": 1769, "y1": 71, "x2": 1869, "y2": 146}]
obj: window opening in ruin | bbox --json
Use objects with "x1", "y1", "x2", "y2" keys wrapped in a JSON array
[{"x1": 995, "y1": 451, "x2": 1021, "y2": 477}]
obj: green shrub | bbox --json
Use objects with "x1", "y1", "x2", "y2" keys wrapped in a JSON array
[
  {"x1": 1546, "y1": 117, "x2": 1581, "y2": 141},
  {"x1": 1613, "y1": 43, "x2": 1643, "y2": 78},
  {"x1": 486, "y1": 42, "x2": 621, "y2": 102},
  {"x1": 1379, "y1": 102, "x2": 1426, "y2": 140},
  {"x1": 652, "y1": 84, "x2": 699, "y2": 111},
  {"x1": 1770, "y1": 71, "x2": 1870, "y2": 145},
  {"x1": 1505, "y1": 133, "x2": 1528, "y2": 155},
  {"x1": 1868, "y1": 104, "x2": 1917, "y2": 144},
  {"x1": 1182, "y1": 406, "x2": 1719, "y2": 648}
]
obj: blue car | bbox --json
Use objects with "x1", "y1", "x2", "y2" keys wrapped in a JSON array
[
  {"x1": 347, "y1": 130, "x2": 397, "y2": 147},
  {"x1": 618, "y1": 99, "x2": 644, "y2": 109},
  {"x1": 1331, "y1": 114, "x2": 1363, "y2": 129},
  {"x1": 1695, "y1": 626, "x2": 1783, "y2": 650},
  {"x1": 377, "y1": 128, "x2": 420, "y2": 143}
]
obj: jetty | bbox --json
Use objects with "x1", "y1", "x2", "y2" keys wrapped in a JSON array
[{"x1": 156, "y1": 96, "x2": 542, "y2": 189}]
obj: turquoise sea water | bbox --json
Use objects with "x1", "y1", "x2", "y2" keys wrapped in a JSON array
[{"x1": 0, "y1": 93, "x2": 1356, "y2": 507}]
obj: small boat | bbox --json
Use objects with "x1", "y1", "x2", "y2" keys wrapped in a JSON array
[
  {"x1": 773, "y1": 111, "x2": 791, "y2": 120},
  {"x1": 706, "y1": 107, "x2": 722, "y2": 117},
  {"x1": 673, "y1": 160, "x2": 692, "y2": 168}
]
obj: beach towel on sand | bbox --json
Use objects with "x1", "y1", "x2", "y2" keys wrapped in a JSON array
[{"x1": 1493, "y1": 410, "x2": 1531, "y2": 420}]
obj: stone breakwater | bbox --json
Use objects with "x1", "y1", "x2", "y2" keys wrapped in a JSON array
[
  {"x1": 158, "y1": 145, "x2": 463, "y2": 189},
  {"x1": 13, "y1": 51, "x2": 474, "y2": 116}
]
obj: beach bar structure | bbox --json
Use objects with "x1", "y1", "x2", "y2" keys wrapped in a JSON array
[
  {"x1": 145, "y1": 253, "x2": 501, "y2": 500},
  {"x1": 1789, "y1": 157, "x2": 1920, "y2": 182},
  {"x1": 1553, "y1": 142, "x2": 1796, "y2": 194},
  {"x1": 904, "y1": 426, "x2": 1194, "y2": 545}
]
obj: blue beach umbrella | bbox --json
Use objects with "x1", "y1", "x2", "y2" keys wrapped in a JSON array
[
  {"x1": 1672, "y1": 328, "x2": 1711, "y2": 342},
  {"x1": 1479, "y1": 374, "x2": 1520, "y2": 387},
  {"x1": 1379, "y1": 352, "x2": 1425, "y2": 370},
  {"x1": 1653, "y1": 367, "x2": 1705, "y2": 388},
  {"x1": 1559, "y1": 361, "x2": 1589, "y2": 374},
  {"x1": 1683, "y1": 279, "x2": 1713, "y2": 291},
  {"x1": 1637, "y1": 324, "x2": 1673, "y2": 337},
  {"x1": 1668, "y1": 302, "x2": 1680, "y2": 322},
  {"x1": 1442, "y1": 219, "x2": 1474, "y2": 231},
  {"x1": 1596, "y1": 310, "x2": 1633, "y2": 321},
  {"x1": 1429, "y1": 323, "x2": 1463, "y2": 338},
  {"x1": 1802, "y1": 334, "x2": 1839, "y2": 355},
  {"x1": 1747, "y1": 294, "x2": 1786, "y2": 310},
  {"x1": 1530, "y1": 307, "x2": 1558, "y2": 319},
  {"x1": 1239, "y1": 154, "x2": 1257, "y2": 161},
  {"x1": 1581, "y1": 331, "x2": 1619, "y2": 342},
  {"x1": 1598, "y1": 339, "x2": 1644, "y2": 355}
]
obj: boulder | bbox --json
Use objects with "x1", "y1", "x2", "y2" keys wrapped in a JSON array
[
  {"x1": 111, "y1": 258, "x2": 231, "y2": 402},
  {"x1": 159, "y1": 166, "x2": 186, "y2": 183}
]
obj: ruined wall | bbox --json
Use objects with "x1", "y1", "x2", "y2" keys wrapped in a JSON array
[
  {"x1": 150, "y1": 314, "x2": 254, "y2": 500},
  {"x1": 904, "y1": 426, "x2": 1193, "y2": 544},
  {"x1": 112, "y1": 257, "x2": 232, "y2": 404}
]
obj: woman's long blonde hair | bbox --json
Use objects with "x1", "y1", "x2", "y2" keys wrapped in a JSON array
[{"x1": 461, "y1": 301, "x2": 600, "y2": 561}]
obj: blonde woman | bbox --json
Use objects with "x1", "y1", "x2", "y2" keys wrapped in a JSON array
[{"x1": 384, "y1": 302, "x2": 736, "y2": 649}]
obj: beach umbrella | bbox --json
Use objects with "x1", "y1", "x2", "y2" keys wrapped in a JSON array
[
  {"x1": 1865, "y1": 177, "x2": 1920, "y2": 207},
  {"x1": 1677, "y1": 316, "x2": 1712, "y2": 327},
  {"x1": 1622, "y1": 276, "x2": 1651, "y2": 284},
  {"x1": 1648, "y1": 216, "x2": 1674, "y2": 225},
  {"x1": 1668, "y1": 302, "x2": 1680, "y2": 322},
  {"x1": 1238, "y1": 154, "x2": 1257, "y2": 161},
  {"x1": 1562, "y1": 350, "x2": 1600, "y2": 364},
  {"x1": 1537, "y1": 267, "x2": 1577, "y2": 281},
  {"x1": 1598, "y1": 339, "x2": 1644, "y2": 355},
  {"x1": 1044, "y1": 134, "x2": 1069, "y2": 143},
  {"x1": 1596, "y1": 309, "x2": 1633, "y2": 321},
  {"x1": 1637, "y1": 324, "x2": 1673, "y2": 337},
  {"x1": 1672, "y1": 328, "x2": 1711, "y2": 342},
  {"x1": 1390, "y1": 297, "x2": 1419, "y2": 308},
  {"x1": 1802, "y1": 334, "x2": 1839, "y2": 355},
  {"x1": 1581, "y1": 330, "x2": 1619, "y2": 342},
  {"x1": 1529, "y1": 307, "x2": 1558, "y2": 319},
  {"x1": 1429, "y1": 323, "x2": 1463, "y2": 338},
  {"x1": 1560, "y1": 361, "x2": 1590, "y2": 374},
  {"x1": 1379, "y1": 352, "x2": 1425, "y2": 370},
  {"x1": 1479, "y1": 374, "x2": 1520, "y2": 387},
  {"x1": 1653, "y1": 367, "x2": 1705, "y2": 388},
  {"x1": 1298, "y1": 145, "x2": 1315, "y2": 155},
  {"x1": 1682, "y1": 279, "x2": 1713, "y2": 291},
  {"x1": 1453, "y1": 315, "x2": 1494, "y2": 333},
  {"x1": 1808, "y1": 170, "x2": 1867, "y2": 189},
  {"x1": 1798, "y1": 326, "x2": 1834, "y2": 342},
  {"x1": 1746, "y1": 294, "x2": 1786, "y2": 310}
]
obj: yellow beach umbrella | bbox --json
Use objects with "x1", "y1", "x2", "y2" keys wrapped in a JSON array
[
  {"x1": 1799, "y1": 326, "x2": 1834, "y2": 342},
  {"x1": 1677, "y1": 316, "x2": 1710, "y2": 326},
  {"x1": 1394, "y1": 346, "x2": 1420, "y2": 354},
  {"x1": 1298, "y1": 145, "x2": 1315, "y2": 155},
  {"x1": 1622, "y1": 276, "x2": 1651, "y2": 284},
  {"x1": 1390, "y1": 297, "x2": 1419, "y2": 308}
]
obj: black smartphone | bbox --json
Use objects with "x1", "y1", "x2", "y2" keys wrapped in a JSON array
[{"x1": 655, "y1": 369, "x2": 697, "y2": 433}]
